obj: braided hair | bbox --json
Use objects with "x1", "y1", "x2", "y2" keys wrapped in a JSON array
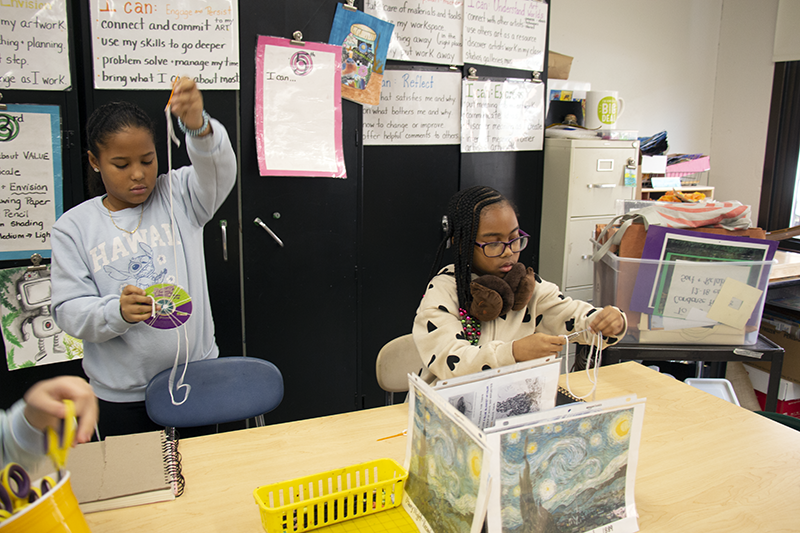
[
  {"x1": 428, "y1": 186, "x2": 510, "y2": 312},
  {"x1": 85, "y1": 101, "x2": 156, "y2": 197}
]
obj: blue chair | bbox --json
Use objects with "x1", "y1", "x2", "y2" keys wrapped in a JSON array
[{"x1": 145, "y1": 356, "x2": 283, "y2": 428}]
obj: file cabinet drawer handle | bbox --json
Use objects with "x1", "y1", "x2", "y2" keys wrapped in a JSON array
[{"x1": 586, "y1": 183, "x2": 616, "y2": 189}]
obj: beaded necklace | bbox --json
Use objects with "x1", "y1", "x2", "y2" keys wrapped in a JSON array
[
  {"x1": 105, "y1": 200, "x2": 144, "y2": 234},
  {"x1": 458, "y1": 308, "x2": 481, "y2": 345}
]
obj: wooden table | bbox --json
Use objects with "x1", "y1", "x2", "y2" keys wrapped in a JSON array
[
  {"x1": 603, "y1": 333, "x2": 785, "y2": 412},
  {"x1": 85, "y1": 362, "x2": 800, "y2": 533}
]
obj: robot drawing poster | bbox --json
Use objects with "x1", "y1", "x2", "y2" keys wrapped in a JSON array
[
  {"x1": 0, "y1": 265, "x2": 82, "y2": 370},
  {"x1": 329, "y1": 4, "x2": 394, "y2": 106}
]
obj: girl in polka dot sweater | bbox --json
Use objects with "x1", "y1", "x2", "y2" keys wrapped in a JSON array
[{"x1": 412, "y1": 186, "x2": 627, "y2": 382}]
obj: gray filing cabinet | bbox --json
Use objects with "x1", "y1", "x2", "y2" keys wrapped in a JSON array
[{"x1": 538, "y1": 138, "x2": 639, "y2": 302}]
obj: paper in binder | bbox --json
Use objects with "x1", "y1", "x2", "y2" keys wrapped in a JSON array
[{"x1": 405, "y1": 367, "x2": 645, "y2": 533}]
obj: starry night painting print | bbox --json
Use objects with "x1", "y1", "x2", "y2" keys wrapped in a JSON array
[
  {"x1": 487, "y1": 402, "x2": 645, "y2": 533},
  {"x1": 404, "y1": 374, "x2": 490, "y2": 533}
]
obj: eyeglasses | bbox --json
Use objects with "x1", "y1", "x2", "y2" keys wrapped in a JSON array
[{"x1": 474, "y1": 230, "x2": 529, "y2": 258}]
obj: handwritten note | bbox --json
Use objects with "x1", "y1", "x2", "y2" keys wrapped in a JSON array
[
  {"x1": 365, "y1": 0, "x2": 463, "y2": 65},
  {"x1": 461, "y1": 78, "x2": 543, "y2": 153},
  {"x1": 0, "y1": 105, "x2": 62, "y2": 260},
  {"x1": 90, "y1": 0, "x2": 239, "y2": 89},
  {"x1": 364, "y1": 70, "x2": 461, "y2": 146},
  {"x1": 661, "y1": 262, "x2": 752, "y2": 320},
  {"x1": 0, "y1": 0, "x2": 70, "y2": 90},
  {"x1": 463, "y1": 0, "x2": 547, "y2": 71}
]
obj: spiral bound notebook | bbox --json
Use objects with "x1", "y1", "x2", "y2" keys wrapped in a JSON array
[{"x1": 62, "y1": 429, "x2": 185, "y2": 513}]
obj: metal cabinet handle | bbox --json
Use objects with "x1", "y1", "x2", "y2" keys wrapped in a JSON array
[
  {"x1": 581, "y1": 254, "x2": 591, "y2": 260},
  {"x1": 254, "y1": 217, "x2": 284, "y2": 247},
  {"x1": 586, "y1": 183, "x2": 616, "y2": 189},
  {"x1": 220, "y1": 220, "x2": 228, "y2": 261}
]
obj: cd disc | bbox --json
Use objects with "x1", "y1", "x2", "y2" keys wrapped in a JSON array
[{"x1": 144, "y1": 284, "x2": 192, "y2": 329}]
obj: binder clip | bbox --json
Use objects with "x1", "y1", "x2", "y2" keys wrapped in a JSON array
[
  {"x1": 467, "y1": 67, "x2": 479, "y2": 80},
  {"x1": 28, "y1": 253, "x2": 47, "y2": 272},
  {"x1": 290, "y1": 31, "x2": 305, "y2": 46},
  {"x1": 0, "y1": 93, "x2": 6, "y2": 111},
  {"x1": 532, "y1": 71, "x2": 542, "y2": 83},
  {"x1": 343, "y1": 0, "x2": 357, "y2": 11}
]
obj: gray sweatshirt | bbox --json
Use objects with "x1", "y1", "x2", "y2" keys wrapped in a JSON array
[{"x1": 51, "y1": 118, "x2": 236, "y2": 402}]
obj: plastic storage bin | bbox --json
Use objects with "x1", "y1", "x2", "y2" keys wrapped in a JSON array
[
  {"x1": 253, "y1": 458, "x2": 407, "y2": 533},
  {"x1": 593, "y1": 243, "x2": 772, "y2": 345}
]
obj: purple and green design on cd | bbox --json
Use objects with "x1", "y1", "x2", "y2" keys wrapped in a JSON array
[{"x1": 144, "y1": 283, "x2": 192, "y2": 329}]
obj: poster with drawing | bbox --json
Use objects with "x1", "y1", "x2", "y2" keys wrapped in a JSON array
[
  {"x1": 486, "y1": 399, "x2": 645, "y2": 533},
  {"x1": 0, "y1": 0, "x2": 71, "y2": 90},
  {"x1": 365, "y1": 0, "x2": 463, "y2": 65},
  {"x1": 405, "y1": 373, "x2": 490, "y2": 533},
  {"x1": 434, "y1": 358, "x2": 560, "y2": 429},
  {"x1": 328, "y1": 4, "x2": 394, "y2": 106},
  {"x1": 0, "y1": 265, "x2": 82, "y2": 370}
]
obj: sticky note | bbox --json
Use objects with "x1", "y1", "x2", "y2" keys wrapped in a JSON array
[{"x1": 706, "y1": 278, "x2": 763, "y2": 330}]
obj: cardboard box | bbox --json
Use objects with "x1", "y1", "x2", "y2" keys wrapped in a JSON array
[
  {"x1": 750, "y1": 317, "x2": 800, "y2": 384},
  {"x1": 548, "y1": 51, "x2": 573, "y2": 80},
  {"x1": 743, "y1": 364, "x2": 800, "y2": 418}
]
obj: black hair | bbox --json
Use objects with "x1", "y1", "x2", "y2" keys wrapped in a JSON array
[
  {"x1": 428, "y1": 185, "x2": 512, "y2": 312},
  {"x1": 85, "y1": 101, "x2": 156, "y2": 197}
]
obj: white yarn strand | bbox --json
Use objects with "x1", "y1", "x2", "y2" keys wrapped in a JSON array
[
  {"x1": 165, "y1": 105, "x2": 192, "y2": 406},
  {"x1": 563, "y1": 329, "x2": 604, "y2": 401}
]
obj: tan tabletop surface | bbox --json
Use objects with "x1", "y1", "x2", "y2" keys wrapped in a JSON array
[{"x1": 84, "y1": 362, "x2": 800, "y2": 532}]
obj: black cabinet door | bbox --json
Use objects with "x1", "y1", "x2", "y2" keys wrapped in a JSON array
[{"x1": 239, "y1": 0, "x2": 360, "y2": 424}]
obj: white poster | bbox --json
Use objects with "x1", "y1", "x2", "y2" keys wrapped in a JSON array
[
  {"x1": 461, "y1": 78, "x2": 544, "y2": 153},
  {"x1": 0, "y1": 265, "x2": 83, "y2": 370},
  {"x1": 463, "y1": 0, "x2": 547, "y2": 71},
  {"x1": 0, "y1": 105, "x2": 62, "y2": 259},
  {"x1": 255, "y1": 36, "x2": 346, "y2": 178},
  {"x1": 0, "y1": 0, "x2": 71, "y2": 90},
  {"x1": 90, "y1": 0, "x2": 239, "y2": 89},
  {"x1": 364, "y1": 69, "x2": 461, "y2": 146},
  {"x1": 365, "y1": 0, "x2": 463, "y2": 65}
]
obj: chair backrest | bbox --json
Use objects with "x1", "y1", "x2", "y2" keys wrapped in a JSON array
[
  {"x1": 145, "y1": 356, "x2": 283, "y2": 428},
  {"x1": 376, "y1": 334, "x2": 423, "y2": 405}
]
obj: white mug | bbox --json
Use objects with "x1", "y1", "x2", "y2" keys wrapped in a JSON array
[{"x1": 585, "y1": 90, "x2": 625, "y2": 129}]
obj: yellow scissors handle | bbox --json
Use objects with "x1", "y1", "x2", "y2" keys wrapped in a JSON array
[
  {"x1": 0, "y1": 509, "x2": 11, "y2": 522},
  {"x1": 46, "y1": 399, "x2": 76, "y2": 474},
  {"x1": 1, "y1": 463, "x2": 31, "y2": 512}
]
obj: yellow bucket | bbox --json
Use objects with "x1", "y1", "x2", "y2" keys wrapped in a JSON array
[{"x1": 0, "y1": 472, "x2": 90, "y2": 533}]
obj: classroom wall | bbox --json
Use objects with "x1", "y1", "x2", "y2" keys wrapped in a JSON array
[{"x1": 549, "y1": 0, "x2": 779, "y2": 221}]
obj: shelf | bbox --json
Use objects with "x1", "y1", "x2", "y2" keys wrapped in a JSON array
[{"x1": 640, "y1": 186, "x2": 714, "y2": 201}]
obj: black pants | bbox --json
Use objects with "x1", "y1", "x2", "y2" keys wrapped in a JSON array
[{"x1": 97, "y1": 399, "x2": 216, "y2": 440}]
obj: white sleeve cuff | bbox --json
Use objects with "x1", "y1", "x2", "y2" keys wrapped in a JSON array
[{"x1": 9, "y1": 399, "x2": 46, "y2": 456}]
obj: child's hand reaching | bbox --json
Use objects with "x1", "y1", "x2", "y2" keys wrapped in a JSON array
[
  {"x1": 169, "y1": 76, "x2": 210, "y2": 136},
  {"x1": 589, "y1": 306, "x2": 625, "y2": 338},
  {"x1": 119, "y1": 284, "x2": 159, "y2": 323},
  {"x1": 512, "y1": 333, "x2": 566, "y2": 362},
  {"x1": 23, "y1": 376, "x2": 98, "y2": 444}
]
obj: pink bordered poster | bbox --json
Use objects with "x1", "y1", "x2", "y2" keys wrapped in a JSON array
[{"x1": 255, "y1": 36, "x2": 346, "y2": 178}]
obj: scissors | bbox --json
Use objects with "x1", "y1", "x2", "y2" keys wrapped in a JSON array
[
  {"x1": 46, "y1": 399, "x2": 76, "y2": 481},
  {"x1": 0, "y1": 463, "x2": 57, "y2": 521}
]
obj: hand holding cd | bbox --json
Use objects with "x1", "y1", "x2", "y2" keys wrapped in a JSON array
[{"x1": 144, "y1": 284, "x2": 193, "y2": 329}]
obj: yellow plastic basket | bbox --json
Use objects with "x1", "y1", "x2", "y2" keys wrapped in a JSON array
[{"x1": 253, "y1": 458, "x2": 407, "y2": 533}]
